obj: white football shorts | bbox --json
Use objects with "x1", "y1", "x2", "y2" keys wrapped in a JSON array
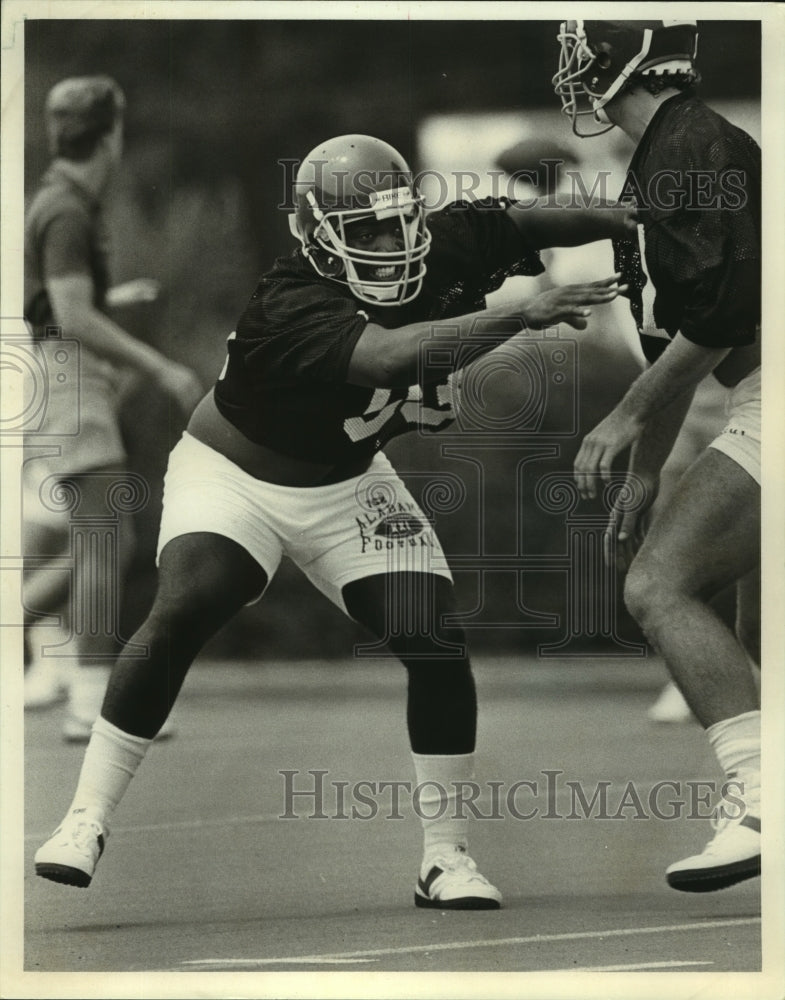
[
  {"x1": 708, "y1": 365, "x2": 760, "y2": 485},
  {"x1": 156, "y1": 432, "x2": 453, "y2": 612}
]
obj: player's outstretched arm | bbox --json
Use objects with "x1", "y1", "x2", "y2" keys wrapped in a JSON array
[
  {"x1": 506, "y1": 197, "x2": 638, "y2": 249},
  {"x1": 347, "y1": 275, "x2": 624, "y2": 388}
]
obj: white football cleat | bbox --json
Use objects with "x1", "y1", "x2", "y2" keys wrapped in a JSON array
[
  {"x1": 666, "y1": 803, "x2": 760, "y2": 893},
  {"x1": 415, "y1": 845, "x2": 502, "y2": 909},
  {"x1": 34, "y1": 808, "x2": 108, "y2": 888},
  {"x1": 647, "y1": 680, "x2": 693, "y2": 724}
]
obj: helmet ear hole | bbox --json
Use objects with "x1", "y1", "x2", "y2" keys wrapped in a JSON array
[
  {"x1": 311, "y1": 246, "x2": 344, "y2": 278},
  {"x1": 596, "y1": 45, "x2": 612, "y2": 69}
]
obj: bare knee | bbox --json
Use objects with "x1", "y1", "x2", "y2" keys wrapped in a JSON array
[{"x1": 623, "y1": 556, "x2": 678, "y2": 633}]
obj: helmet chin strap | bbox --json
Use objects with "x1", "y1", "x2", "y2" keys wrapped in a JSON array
[{"x1": 352, "y1": 281, "x2": 400, "y2": 303}]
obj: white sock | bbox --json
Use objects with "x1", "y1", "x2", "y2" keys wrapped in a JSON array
[
  {"x1": 411, "y1": 752, "x2": 474, "y2": 870},
  {"x1": 67, "y1": 716, "x2": 151, "y2": 824},
  {"x1": 707, "y1": 709, "x2": 761, "y2": 810}
]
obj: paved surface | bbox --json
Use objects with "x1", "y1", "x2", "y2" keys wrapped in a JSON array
[{"x1": 16, "y1": 656, "x2": 773, "y2": 997}]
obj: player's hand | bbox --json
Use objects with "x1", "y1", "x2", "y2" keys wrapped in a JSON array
[
  {"x1": 574, "y1": 405, "x2": 644, "y2": 500},
  {"x1": 602, "y1": 473, "x2": 659, "y2": 573},
  {"x1": 106, "y1": 278, "x2": 161, "y2": 307},
  {"x1": 154, "y1": 362, "x2": 204, "y2": 416},
  {"x1": 522, "y1": 274, "x2": 626, "y2": 331}
]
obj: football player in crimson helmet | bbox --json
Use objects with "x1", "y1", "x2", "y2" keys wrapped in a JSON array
[
  {"x1": 288, "y1": 134, "x2": 431, "y2": 306},
  {"x1": 553, "y1": 21, "x2": 762, "y2": 894},
  {"x1": 553, "y1": 19, "x2": 699, "y2": 136},
  {"x1": 35, "y1": 129, "x2": 635, "y2": 909}
]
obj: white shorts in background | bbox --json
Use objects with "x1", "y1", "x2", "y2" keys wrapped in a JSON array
[
  {"x1": 156, "y1": 433, "x2": 453, "y2": 613},
  {"x1": 708, "y1": 366, "x2": 761, "y2": 485},
  {"x1": 33, "y1": 339, "x2": 136, "y2": 476}
]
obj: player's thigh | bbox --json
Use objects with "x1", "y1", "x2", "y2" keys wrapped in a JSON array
[
  {"x1": 343, "y1": 572, "x2": 466, "y2": 657},
  {"x1": 155, "y1": 532, "x2": 269, "y2": 628},
  {"x1": 634, "y1": 447, "x2": 760, "y2": 597},
  {"x1": 290, "y1": 452, "x2": 454, "y2": 614},
  {"x1": 156, "y1": 433, "x2": 284, "y2": 611}
]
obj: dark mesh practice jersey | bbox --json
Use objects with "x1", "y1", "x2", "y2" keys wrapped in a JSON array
[
  {"x1": 24, "y1": 165, "x2": 110, "y2": 335},
  {"x1": 214, "y1": 198, "x2": 543, "y2": 463},
  {"x1": 612, "y1": 92, "x2": 760, "y2": 373}
]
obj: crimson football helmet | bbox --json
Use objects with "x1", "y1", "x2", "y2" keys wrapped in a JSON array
[
  {"x1": 553, "y1": 20, "x2": 699, "y2": 136},
  {"x1": 288, "y1": 134, "x2": 431, "y2": 306}
]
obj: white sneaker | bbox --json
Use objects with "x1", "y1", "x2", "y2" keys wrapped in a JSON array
[
  {"x1": 648, "y1": 680, "x2": 693, "y2": 724},
  {"x1": 34, "y1": 808, "x2": 108, "y2": 888},
  {"x1": 415, "y1": 845, "x2": 502, "y2": 909},
  {"x1": 666, "y1": 802, "x2": 761, "y2": 893}
]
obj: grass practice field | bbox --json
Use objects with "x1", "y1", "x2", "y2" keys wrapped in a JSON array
[{"x1": 17, "y1": 655, "x2": 775, "y2": 999}]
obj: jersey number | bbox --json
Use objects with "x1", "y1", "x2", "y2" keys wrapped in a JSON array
[{"x1": 343, "y1": 382, "x2": 454, "y2": 443}]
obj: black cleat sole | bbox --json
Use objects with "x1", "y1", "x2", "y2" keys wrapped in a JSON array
[
  {"x1": 666, "y1": 855, "x2": 761, "y2": 893},
  {"x1": 35, "y1": 863, "x2": 91, "y2": 888},
  {"x1": 415, "y1": 893, "x2": 501, "y2": 910}
]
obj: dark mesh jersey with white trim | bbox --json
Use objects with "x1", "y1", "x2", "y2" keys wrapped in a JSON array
[
  {"x1": 611, "y1": 93, "x2": 760, "y2": 378},
  {"x1": 214, "y1": 198, "x2": 543, "y2": 464}
]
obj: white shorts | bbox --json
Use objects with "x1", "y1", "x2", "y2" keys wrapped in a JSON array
[
  {"x1": 32, "y1": 339, "x2": 136, "y2": 476},
  {"x1": 156, "y1": 433, "x2": 453, "y2": 613},
  {"x1": 708, "y1": 366, "x2": 761, "y2": 485}
]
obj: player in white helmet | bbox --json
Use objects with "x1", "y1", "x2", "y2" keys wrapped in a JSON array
[{"x1": 554, "y1": 20, "x2": 761, "y2": 892}]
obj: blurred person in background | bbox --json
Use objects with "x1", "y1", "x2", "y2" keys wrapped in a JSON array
[
  {"x1": 34, "y1": 132, "x2": 635, "y2": 908},
  {"x1": 553, "y1": 19, "x2": 761, "y2": 891},
  {"x1": 23, "y1": 76, "x2": 203, "y2": 740}
]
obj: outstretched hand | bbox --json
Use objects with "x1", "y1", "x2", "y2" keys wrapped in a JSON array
[
  {"x1": 574, "y1": 406, "x2": 644, "y2": 500},
  {"x1": 523, "y1": 274, "x2": 626, "y2": 331}
]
